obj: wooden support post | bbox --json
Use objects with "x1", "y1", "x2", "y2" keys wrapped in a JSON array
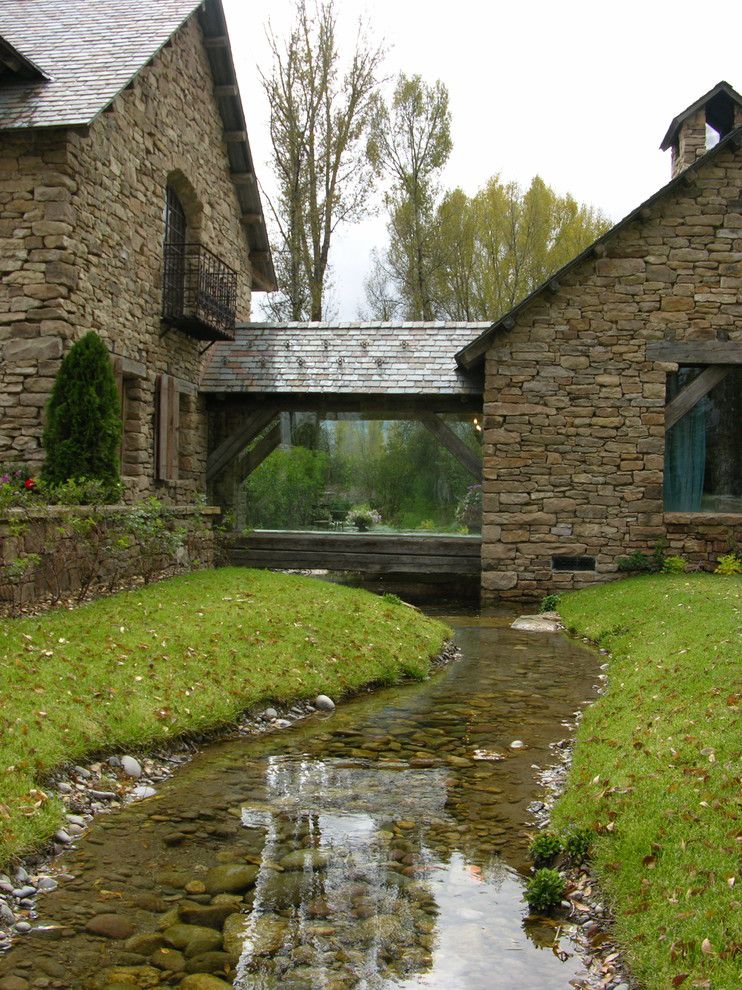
[
  {"x1": 665, "y1": 366, "x2": 732, "y2": 430},
  {"x1": 206, "y1": 405, "x2": 279, "y2": 482},
  {"x1": 418, "y1": 412, "x2": 482, "y2": 480}
]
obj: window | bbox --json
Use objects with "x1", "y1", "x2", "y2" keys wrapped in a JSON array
[
  {"x1": 162, "y1": 186, "x2": 187, "y2": 318},
  {"x1": 552, "y1": 555, "x2": 596, "y2": 572},
  {"x1": 664, "y1": 367, "x2": 742, "y2": 513}
]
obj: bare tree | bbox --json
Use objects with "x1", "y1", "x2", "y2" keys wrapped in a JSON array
[{"x1": 261, "y1": 0, "x2": 384, "y2": 321}]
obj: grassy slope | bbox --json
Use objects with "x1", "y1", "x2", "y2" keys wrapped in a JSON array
[
  {"x1": 555, "y1": 574, "x2": 741, "y2": 990},
  {"x1": 0, "y1": 568, "x2": 449, "y2": 868}
]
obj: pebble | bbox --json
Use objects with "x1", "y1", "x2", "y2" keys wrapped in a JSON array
[
  {"x1": 12, "y1": 887, "x2": 35, "y2": 900},
  {"x1": 263, "y1": 708, "x2": 278, "y2": 720},
  {"x1": 53, "y1": 830, "x2": 72, "y2": 844},
  {"x1": 131, "y1": 785, "x2": 157, "y2": 800},
  {"x1": 14, "y1": 922, "x2": 31, "y2": 934},
  {"x1": 121, "y1": 756, "x2": 142, "y2": 778},
  {"x1": 509, "y1": 740, "x2": 526, "y2": 749},
  {"x1": 315, "y1": 694, "x2": 336, "y2": 712},
  {"x1": 56, "y1": 782, "x2": 72, "y2": 794},
  {"x1": 36, "y1": 878, "x2": 58, "y2": 892},
  {"x1": 274, "y1": 719, "x2": 292, "y2": 729}
]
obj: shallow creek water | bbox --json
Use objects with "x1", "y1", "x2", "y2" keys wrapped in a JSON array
[{"x1": 0, "y1": 611, "x2": 599, "y2": 990}]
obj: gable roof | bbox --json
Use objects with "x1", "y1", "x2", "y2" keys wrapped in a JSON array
[
  {"x1": 200, "y1": 322, "x2": 488, "y2": 396},
  {"x1": 0, "y1": 0, "x2": 275, "y2": 290},
  {"x1": 455, "y1": 122, "x2": 742, "y2": 371},
  {"x1": 660, "y1": 80, "x2": 742, "y2": 151}
]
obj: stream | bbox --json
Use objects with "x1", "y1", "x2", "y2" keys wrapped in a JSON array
[{"x1": 0, "y1": 609, "x2": 599, "y2": 990}]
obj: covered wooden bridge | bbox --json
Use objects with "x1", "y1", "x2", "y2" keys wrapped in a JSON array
[{"x1": 200, "y1": 321, "x2": 487, "y2": 578}]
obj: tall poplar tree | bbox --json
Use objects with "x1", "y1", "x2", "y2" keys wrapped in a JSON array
[{"x1": 261, "y1": 0, "x2": 384, "y2": 321}]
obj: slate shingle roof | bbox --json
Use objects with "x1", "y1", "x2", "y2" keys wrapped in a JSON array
[
  {"x1": 200, "y1": 323, "x2": 489, "y2": 395},
  {"x1": 0, "y1": 0, "x2": 201, "y2": 129}
]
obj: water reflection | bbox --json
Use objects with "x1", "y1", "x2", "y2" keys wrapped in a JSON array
[{"x1": 0, "y1": 617, "x2": 597, "y2": 989}]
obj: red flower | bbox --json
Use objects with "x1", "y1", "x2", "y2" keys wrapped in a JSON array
[{"x1": 24, "y1": 478, "x2": 35, "y2": 490}]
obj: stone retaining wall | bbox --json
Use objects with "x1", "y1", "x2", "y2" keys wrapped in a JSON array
[{"x1": 0, "y1": 504, "x2": 219, "y2": 613}]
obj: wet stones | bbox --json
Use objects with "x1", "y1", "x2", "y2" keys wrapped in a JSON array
[
  {"x1": 84, "y1": 913, "x2": 137, "y2": 939},
  {"x1": 180, "y1": 974, "x2": 233, "y2": 989},
  {"x1": 120, "y1": 756, "x2": 142, "y2": 778},
  {"x1": 278, "y1": 849, "x2": 329, "y2": 871},
  {"x1": 204, "y1": 863, "x2": 258, "y2": 894},
  {"x1": 178, "y1": 902, "x2": 238, "y2": 929},
  {"x1": 314, "y1": 694, "x2": 336, "y2": 712},
  {"x1": 162, "y1": 924, "x2": 222, "y2": 954}
]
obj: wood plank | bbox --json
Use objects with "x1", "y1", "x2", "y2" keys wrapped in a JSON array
[
  {"x1": 206, "y1": 405, "x2": 279, "y2": 482},
  {"x1": 223, "y1": 131, "x2": 248, "y2": 143},
  {"x1": 214, "y1": 84, "x2": 239, "y2": 96},
  {"x1": 203, "y1": 35, "x2": 228, "y2": 48},
  {"x1": 231, "y1": 533, "x2": 482, "y2": 555},
  {"x1": 666, "y1": 366, "x2": 732, "y2": 430},
  {"x1": 236, "y1": 421, "x2": 281, "y2": 481},
  {"x1": 646, "y1": 341, "x2": 742, "y2": 365},
  {"x1": 228, "y1": 551, "x2": 480, "y2": 574},
  {"x1": 156, "y1": 373, "x2": 179, "y2": 482},
  {"x1": 241, "y1": 212, "x2": 263, "y2": 225},
  {"x1": 418, "y1": 412, "x2": 482, "y2": 479}
]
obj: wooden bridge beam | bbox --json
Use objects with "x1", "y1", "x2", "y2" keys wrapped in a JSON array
[
  {"x1": 418, "y1": 412, "x2": 482, "y2": 480},
  {"x1": 235, "y1": 420, "x2": 282, "y2": 482}
]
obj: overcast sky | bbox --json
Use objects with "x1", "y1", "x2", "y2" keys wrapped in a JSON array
[{"x1": 222, "y1": 0, "x2": 741, "y2": 320}]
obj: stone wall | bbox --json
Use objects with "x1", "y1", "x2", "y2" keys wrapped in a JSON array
[
  {"x1": 0, "y1": 504, "x2": 219, "y2": 614},
  {"x1": 481, "y1": 141, "x2": 742, "y2": 602},
  {"x1": 0, "y1": 14, "x2": 253, "y2": 501}
]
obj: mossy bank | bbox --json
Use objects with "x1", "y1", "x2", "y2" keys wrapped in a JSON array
[
  {"x1": 554, "y1": 574, "x2": 740, "y2": 990},
  {"x1": 0, "y1": 568, "x2": 450, "y2": 870}
]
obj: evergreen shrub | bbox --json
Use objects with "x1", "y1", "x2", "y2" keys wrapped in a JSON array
[{"x1": 42, "y1": 332, "x2": 122, "y2": 498}]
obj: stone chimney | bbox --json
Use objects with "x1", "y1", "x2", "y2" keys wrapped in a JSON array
[{"x1": 661, "y1": 81, "x2": 742, "y2": 178}]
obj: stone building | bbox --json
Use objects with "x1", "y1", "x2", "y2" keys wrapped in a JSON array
[
  {"x1": 456, "y1": 81, "x2": 742, "y2": 601},
  {"x1": 0, "y1": 0, "x2": 274, "y2": 500}
]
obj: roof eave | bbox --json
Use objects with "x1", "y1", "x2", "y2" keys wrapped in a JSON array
[{"x1": 455, "y1": 123, "x2": 742, "y2": 371}]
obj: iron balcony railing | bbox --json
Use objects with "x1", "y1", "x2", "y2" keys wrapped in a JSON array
[{"x1": 162, "y1": 242, "x2": 238, "y2": 341}]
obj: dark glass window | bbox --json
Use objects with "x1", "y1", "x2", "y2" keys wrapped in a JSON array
[
  {"x1": 664, "y1": 367, "x2": 742, "y2": 513},
  {"x1": 162, "y1": 187, "x2": 187, "y2": 317}
]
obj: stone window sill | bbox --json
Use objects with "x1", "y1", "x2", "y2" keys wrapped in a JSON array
[{"x1": 664, "y1": 512, "x2": 742, "y2": 525}]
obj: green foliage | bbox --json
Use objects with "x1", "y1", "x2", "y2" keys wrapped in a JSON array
[
  {"x1": 714, "y1": 552, "x2": 742, "y2": 575},
  {"x1": 555, "y1": 575, "x2": 740, "y2": 989},
  {"x1": 382, "y1": 593, "x2": 403, "y2": 606},
  {"x1": 528, "y1": 832, "x2": 562, "y2": 867},
  {"x1": 4, "y1": 553, "x2": 41, "y2": 584},
  {"x1": 244, "y1": 447, "x2": 329, "y2": 529},
  {"x1": 617, "y1": 540, "x2": 669, "y2": 574},
  {"x1": 0, "y1": 568, "x2": 450, "y2": 868},
  {"x1": 454, "y1": 483, "x2": 482, "y2": 531},
  {"x1": 562, "y1": 826, "x2": 593, "y2": 865},
  {"x1": 524, "y1": 868, "x2": 565, "y2": 913},
  {"x1": 540, "y1": 593, "x2": 561, "y2": 613},
  {"x1": 617, "y1": 551, "x2": 655, "y2": 573},
  {"x1": 123, "y1": 497, "x2": 186, "y2": 584},
  {"x1": 661, "y1": 555, "x2": 687, "y2": 574},
  {"x1": 42, "y1": 332, "x2": 122, "y2": 496}
]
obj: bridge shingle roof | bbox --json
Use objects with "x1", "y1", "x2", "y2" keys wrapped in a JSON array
[{"x1": 200, "y1": 322, "x2": 489, "y2": 395}]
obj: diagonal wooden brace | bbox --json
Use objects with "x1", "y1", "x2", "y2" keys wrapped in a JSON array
[
  {"x1": 235, "y1": 420, "x2": 282, "y2": 482},
  {"x1": 665, "y1": 366, "x2": 732, "y2": 431},
  {"x1": 418, "y1": 412, "x2": 482, "y2": 480},
  {"x1": 206, "y1": 404, "x2": 279, "y2": 482}
]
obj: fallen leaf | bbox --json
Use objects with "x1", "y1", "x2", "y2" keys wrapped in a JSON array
[
  {"x1": 671, "y1": 975, "x2": 689, "y2": 987},
  {"x1": 700, "y1": 938, "x2": 713, "y2": 955}
]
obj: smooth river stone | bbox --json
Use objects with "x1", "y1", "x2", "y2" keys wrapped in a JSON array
[
  {"x1": 178, "y1": 903, "x2": 238, "y2": 929},
  {"x1": 180, "y1": 976, "x2": 233, "y2": 990},
  {"x1": 279, "y1": 848, "x2": 329, "y2": 871},
  {"x1": 163, "y1": 924, "x2": 222, "y2": 953},
  {"x1": 204, "y1": 864, "x2": 258, "y2": 894},
  {"x1": 85, "y1": 913, "x2": 137, "y2": 939}
]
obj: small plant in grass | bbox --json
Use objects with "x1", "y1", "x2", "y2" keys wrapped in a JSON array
[
  {"x1": 618, "y1": 538, "x2": 669, "y2": 574},
  {"x1": 382, "y1": 593, "x2": 403, "y2": 606},
  {"x1": 714, "y1": 552, "x2": 742, "y2": 575},
  {"x1": 563, "y1": 826, "x2": 593, "y2": 865},
  {"x1": 524, "y1": 868, "x2": 565, "y2": 913},
  {"x1": 661, "y1": 554, "x2": 686, "y2": 574},
  {"x1": 528, "y1": 831, "x2": 562, "y2": 866},
  {"x1": 540, "y1": 593, "x2": 561, "y2": 613}
]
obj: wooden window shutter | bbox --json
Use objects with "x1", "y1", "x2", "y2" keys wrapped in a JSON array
[{"x1": 156, "y1": 373, "x2": 179, "y2": 481}]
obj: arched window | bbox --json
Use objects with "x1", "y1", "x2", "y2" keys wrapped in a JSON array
[{"x1": 162, "y1": 185, "x2": 187, "y2": 317}]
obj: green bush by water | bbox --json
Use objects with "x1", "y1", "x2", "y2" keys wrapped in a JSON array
[
  {"x1": 528, "y1": 832, "x2": 562, "y2": 867},
  {"x1": 525, "y1": 869, "x2": 565, "y2": 913}
]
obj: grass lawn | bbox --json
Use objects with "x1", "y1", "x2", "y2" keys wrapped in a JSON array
[
  {"x1": 0, "y1": 567, "x2": 450, "y2": 870},
  {"x1": 555, "y1": 574, "x2": 741, "y2": 990}
]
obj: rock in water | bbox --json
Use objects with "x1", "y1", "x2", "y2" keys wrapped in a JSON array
[
  {"x1": 121, "y1": 756, "x2": 142, "y2": 778},
  {"x1": 180, "y1": 975, "x2": 233, "y2": 990},
  {"x1": 85, "y1": 913, "x2": 137, "y2": 939},
  {"x1": 315, "y1": 694, "x2": 336, "y2": 712},
  {"x1": 204, "y1": 864, "x2": 258, "y2": 894},
  {"x1": 511, "y1": 616, "x2": 561, "y2": 633}
]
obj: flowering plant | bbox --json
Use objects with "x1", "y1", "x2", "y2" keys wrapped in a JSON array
[{"x1": 346, "y1": 504, "x2": 382, "y2": 532}]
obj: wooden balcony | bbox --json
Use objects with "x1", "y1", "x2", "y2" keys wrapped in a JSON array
[{"x1": 162, "y1": 243, "x2": 237, "y2": 342}]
